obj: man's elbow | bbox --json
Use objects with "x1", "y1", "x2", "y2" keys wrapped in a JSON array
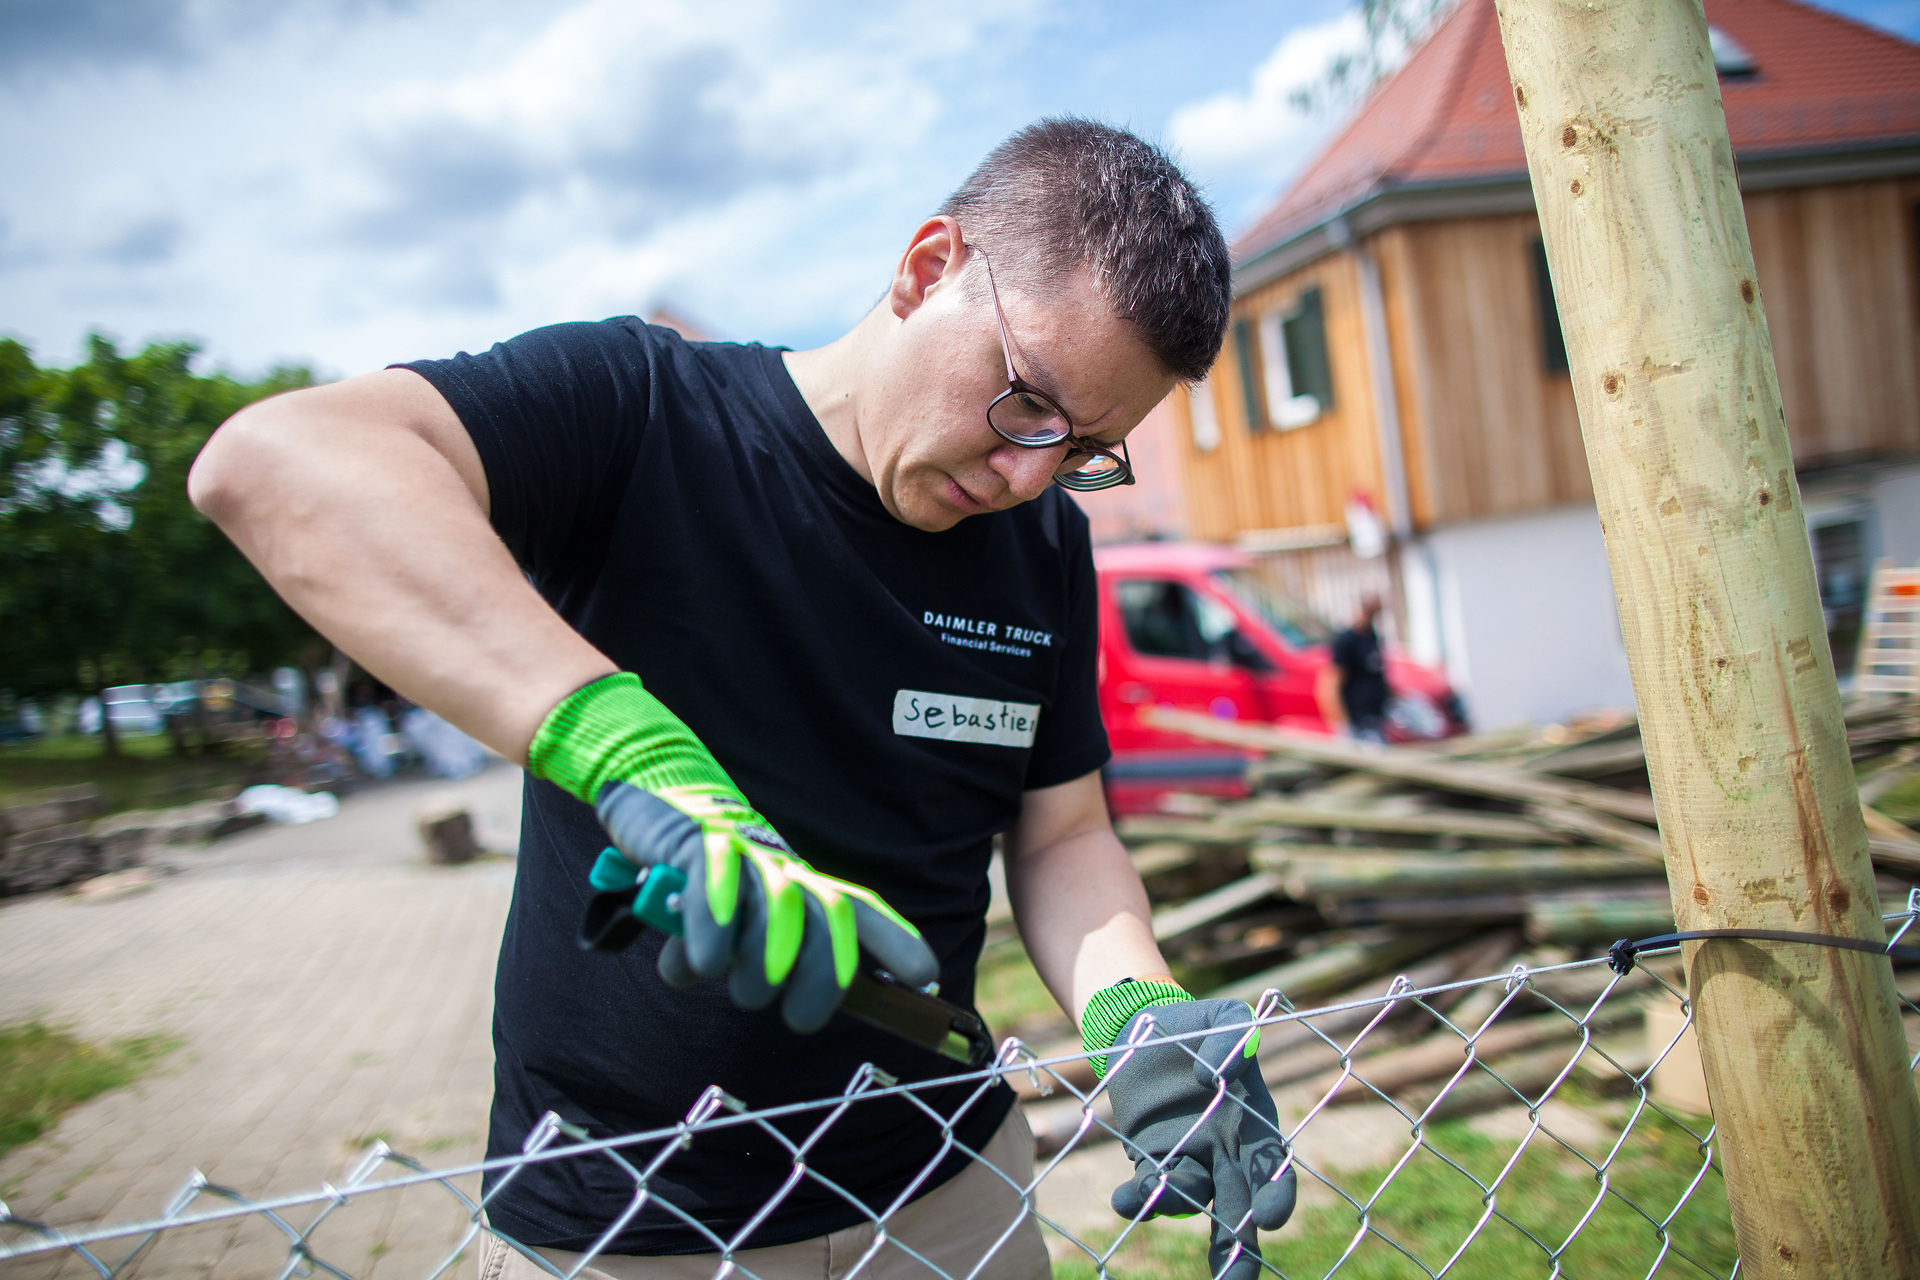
[{"x1": 188, "y1": 393, "x2": 298, "y2": 526}]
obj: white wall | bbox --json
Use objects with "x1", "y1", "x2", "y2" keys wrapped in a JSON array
[
  {"x1": 1873, "y1": 464, "x2": 1920, "y2": 568},
  {"x1": 1396, "y1": 465, "x2": 1918, "y2": 729},
  {"x1": 1405, "y1": 503, "x2": 1637, "y2": 730}
]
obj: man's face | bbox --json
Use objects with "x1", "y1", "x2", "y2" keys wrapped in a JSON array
[{"x1": 862, "y1": 241, "x2": 1176, "y2": 532}]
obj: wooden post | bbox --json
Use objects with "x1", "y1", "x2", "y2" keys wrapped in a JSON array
[{"x1": 1491, "y1": 1, "x2": 1920, "y2": 1273}]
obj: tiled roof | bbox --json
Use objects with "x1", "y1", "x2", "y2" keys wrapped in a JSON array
[{"x1": 1235, "y1": 0, "x2": 1920, "y2": 264}]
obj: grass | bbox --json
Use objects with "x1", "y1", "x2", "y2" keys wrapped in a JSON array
[
  {"x1": 1878, "y1": 768, "x2": 1920, "y2": 828},
  {"x1": 0, "y1": 733, "x2": 264, "y2": 813},
  {"x1": 0, "y1": 1021, "x2": 181, "y2": 1158},
  {"x1": 974, "y1": 935, "x2": 1070, "y2": 1040},
  {"x1": 1051, "y1": 1098, "x2": 1735, "y2": 1280}
]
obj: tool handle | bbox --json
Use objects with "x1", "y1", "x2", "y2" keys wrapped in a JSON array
[{"x1": 577, "y1": 848, "x2": 994, "y2": 1068}]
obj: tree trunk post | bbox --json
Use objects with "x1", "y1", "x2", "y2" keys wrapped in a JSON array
[
  {"x1": 1492, "y1": 1, "x2": 1920, "y2": 1273},
  {"x1": 91, "y1": 660, "x2": 121, "y2": 759}
]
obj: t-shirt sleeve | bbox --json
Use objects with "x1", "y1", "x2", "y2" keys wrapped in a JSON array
[
  {"x1": 1024, "y1": 502, "x2": 1111, "y2": 791},
  {"x1": 398, "y1": 319, "x2": 652, "y2": 589}
]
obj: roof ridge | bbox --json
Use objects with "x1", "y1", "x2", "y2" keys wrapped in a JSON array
[
  {"x1": 1230, "y1": 0, "x2": 1487, "y2": 257},
  {"x1": 1233, "y1": 0, "x2": 1920, "y2": 271},
  {"x1": 1747, "y1": 0, "x2": 1920, "y2": 59}
]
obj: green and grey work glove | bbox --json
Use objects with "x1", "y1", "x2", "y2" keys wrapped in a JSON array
[
  {"x1": 1085, "y1": 982, "x2": 1297, "y2": 1280},
  {"x1": 530, "y1": 673, "x2": 938, "y2": 1034}
]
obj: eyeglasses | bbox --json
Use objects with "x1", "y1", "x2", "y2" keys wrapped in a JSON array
[{"x1": 971, "y1": 244, "x2": 1134, "y2": 492}]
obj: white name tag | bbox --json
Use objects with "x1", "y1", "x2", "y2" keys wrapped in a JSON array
[{"x1": 892, "y1": 689, "x2": 1041, "y2": 748}]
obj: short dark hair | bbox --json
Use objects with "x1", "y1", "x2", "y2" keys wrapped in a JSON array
[{"x1": 938, "y1": 117, "x2": 1231, "y2": 383}]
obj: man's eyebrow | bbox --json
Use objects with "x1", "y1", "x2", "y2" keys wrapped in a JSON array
[
  {"x1": 1015, "y1": 349, "x2": 1070, "y2": 409},
  {"x1": 1012, "y1": 349, "x2": 1108, "y2": 431}
]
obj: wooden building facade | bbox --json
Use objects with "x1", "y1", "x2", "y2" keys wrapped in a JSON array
[{"x1": 1177, "y1": 0, "x2": 1920, "y2": 727}]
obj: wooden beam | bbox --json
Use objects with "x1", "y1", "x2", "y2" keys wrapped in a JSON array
[
  {"x1": 1121, "y1": 802, "x2": 1570, "y2": 844},
  {"x1": 1494, "y1": 1, "x2": 1920, "y2": 1271},
  {"x1": 1250, "y1": 845, "x2": 1662, "y2": 899},
  {"x1": 1128, "y1": 842, "x2": 1200, "y2": 877},
  {"x1": 1523, "y1": 736, "x2": 1648, "y2": 777},
  {"x1": 1310, "y1": 1006, "x2": 1640, "y2": 1106},
  {"x1": 1226, "y1": 797, "x2": 1572, "y2": 843},
  {"x1": 1525, "y1": 800, "x2": 1666, "y2": 859},
  {"x1": 1151, "y1": 871, "x2": 1284, "y2": 942},
  {"x1": 1213, "y1": 931, "x2": 1463, "y2": 1006},
  {"x1": 1144, "y1": 708, "x2": 1660, "y2": 824},
  {"x1": 1524, "y1": 895, "x2": 1676, "y2": 945}
]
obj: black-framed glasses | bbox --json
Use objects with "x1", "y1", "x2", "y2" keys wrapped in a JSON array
[{"x1": 971, "y1": 244, "x2": 1134, "y2": 492}]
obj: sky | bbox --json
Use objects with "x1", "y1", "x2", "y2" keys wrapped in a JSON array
[{"x1": 4, "y1": 0, "x2": 1917, "y2": 381}]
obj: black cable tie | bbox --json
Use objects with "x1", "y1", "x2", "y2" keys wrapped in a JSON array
[{"x1": 1608, "y1": 929, "x2": 1920, "y2": 976}]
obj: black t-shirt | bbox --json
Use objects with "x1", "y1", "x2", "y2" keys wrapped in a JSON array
[
  {"x1": 1330, "y1": 624, "x2": 1388, "y2": 721},
  {"x1": 403, "y1": 319, "x2": 1109, "y2": 1254}
]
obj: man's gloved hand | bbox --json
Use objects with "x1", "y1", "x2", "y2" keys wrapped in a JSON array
[
  {"x1": 529, "y1": 673, "x2": 938, "y2": 1033},
  {"x1": 1085, "y1": 983, "x2": 1297, "y2": 1280}
]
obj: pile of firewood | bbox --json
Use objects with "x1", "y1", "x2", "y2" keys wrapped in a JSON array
[
  {"x1": 1122, "y1": 699, "x2": 1920, "y2": 1008},
  {"x1": 1006, "y1": 699, "x2": 1917, "y2": 1147}
]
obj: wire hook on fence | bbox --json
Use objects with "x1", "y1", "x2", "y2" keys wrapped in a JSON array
[{"x1": 1608, "y1": 928, "x2": 1920, "y2": 975}]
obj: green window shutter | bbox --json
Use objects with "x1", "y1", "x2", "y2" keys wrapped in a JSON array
[
  {"x1": 1532, "y1": 238, "x2": 1570, "y2": 373},
  {"x1": 1233, "y1": 318, "x2": 1267, "y2": 431},
  {"x1": 1281, "y1": 287, "x2": 1334, "y2": 411}
]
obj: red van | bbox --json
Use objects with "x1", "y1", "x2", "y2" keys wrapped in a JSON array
[{"x1": 1094, "y1": 542, "x2": 1465, "y2": 814}]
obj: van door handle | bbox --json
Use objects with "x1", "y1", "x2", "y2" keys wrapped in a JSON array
[{"x1": 1118, "y1": 683, "x2": 1151, "y2": 704}]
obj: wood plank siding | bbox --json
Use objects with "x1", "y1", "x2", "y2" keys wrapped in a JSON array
[
  {"x1": 1177, "y1": 253, "x2": 1390, "y2": 543},
  {"x1": 1390, "y1": 214, "x2": 1590, "y2": 526},
  {"x1": 1181, "y1": 177, "x2": 1920, "y2": 540},
  {"x1": 1744, "y1": 178, "x2": 1920, "y2": 463}
]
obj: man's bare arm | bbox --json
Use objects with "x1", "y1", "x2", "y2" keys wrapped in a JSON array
[
  {"x1": 1004, "y1": 770, "x2": 1174, "y2": 1022},
  {"x1": 188, "y1": 368, "x2": 615, "y2": 761}
]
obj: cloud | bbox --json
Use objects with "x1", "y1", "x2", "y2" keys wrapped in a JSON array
[
  {"x1": 349, "y1": 122, "x2": 538, "y2": 244},
  {"x1": 338, "y1": 0, "x2": 935, "y2": 255},
  {"x1": 101, "y1": 215, "x2": 185, "y2": 266},
  {"x1": 0, "y1": 0, "x2": 1051, "y2": 373},
  {"x1": 0, "y1": 0, "x2": 416, "y2": 79},
  {"x1": 417, "y1": 251, "x2": 500, "y2": 312},
  {"x1": 0, "y1": 0, "x2": 194, "y2": 75},
  {"x1": 1167, "y1": 12, "x2": 1365, "y2": 188}
]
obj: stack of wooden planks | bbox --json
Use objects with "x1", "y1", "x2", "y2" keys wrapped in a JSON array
[
  {"x1": 1010, "y1": 699, "x2": 1919, "y2": 1143},
  {"x1": 1125, "y1": 700, "x2": 1920, "y2": 1004}
]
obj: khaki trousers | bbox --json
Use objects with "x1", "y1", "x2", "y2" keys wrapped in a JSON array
[{"x1": 476, "y1": 1106, "x2": 1050, "y2": 1280}]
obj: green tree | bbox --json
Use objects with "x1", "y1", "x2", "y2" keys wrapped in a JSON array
[
  {"x1": 1290, "y1": 0, "x2": 1457, "y2": 115},
  {"x1": 0, "y1": 335, "x2": 318, "y2": 754}
]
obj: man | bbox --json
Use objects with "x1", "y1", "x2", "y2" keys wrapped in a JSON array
[
  {"x1": 1320, "y1": 594, "x2": 1391, "y2": 741},
  {"x1": 191, "y1": 119, "x2": 1294, "y2": 1279}
]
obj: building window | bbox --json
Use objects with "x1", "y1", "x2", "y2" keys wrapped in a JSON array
[
  {"x1": 1233, "y1": 319, "x2": 1268, "y2": 432},
  {"x1": 1531, "y1": 238, "x2": 1570, "y2": 373},
  {"x1": 1188, "y1": 378, "x2": 1221, "y2": 452},
  {"x1": 1114, "y1": 579, "x2": 1261, "y2": 667},
  {"x1": 1252, "y1": 286, "x2": 1333, "y2": 430},
  {"x1": 1709, "y1": 26, "x2": 1757, "y2": 78},
  {"x1": 1812, "y1": 514, "x2": 1870, "y2": 676},
  {"x1": 1284, "y1": 288, "x2": 1335, "y2": 416}
]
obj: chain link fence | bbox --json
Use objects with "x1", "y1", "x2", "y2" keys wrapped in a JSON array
[{"x1": 6, "y1": 895, "x2": 1917, "y2": 1280}]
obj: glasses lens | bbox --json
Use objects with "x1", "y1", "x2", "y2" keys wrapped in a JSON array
[
  {"x1": 988, "y1": 389, "x2": 1071, "y2": 444},
  {"x1": 1056, "y1": 450, "x2": 1128, "y2": 487}
]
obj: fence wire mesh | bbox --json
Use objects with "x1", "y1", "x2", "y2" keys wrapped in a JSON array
[{"x1": 5, "y1": 895, "x2": 1918, "y2": 1280}]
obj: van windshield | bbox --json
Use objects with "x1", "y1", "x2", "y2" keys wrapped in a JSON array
[{"x1": 1212, "y1": 568, "x2": 1333, "y2": 649}]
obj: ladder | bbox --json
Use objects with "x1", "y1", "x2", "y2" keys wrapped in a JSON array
[{"x1": 1853, "y1": 559, "x2": 1920, "y2": 696}]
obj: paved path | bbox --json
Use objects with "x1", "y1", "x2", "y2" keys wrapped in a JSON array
[
  {"x1": 0, "y1": 763, "x2": 523, "y2": 1280},
  {"x1": 0, "y1": 763, "x2": 1432, "y2": 1280}
]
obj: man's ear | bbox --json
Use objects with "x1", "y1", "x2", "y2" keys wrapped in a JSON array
[{"x1": 889, "y1": 216, "x2": 968, "y2": 321}]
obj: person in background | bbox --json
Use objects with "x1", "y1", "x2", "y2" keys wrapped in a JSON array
[{"x1": 1318, "y1": 594, "x2": 1391, "y2": 742}]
